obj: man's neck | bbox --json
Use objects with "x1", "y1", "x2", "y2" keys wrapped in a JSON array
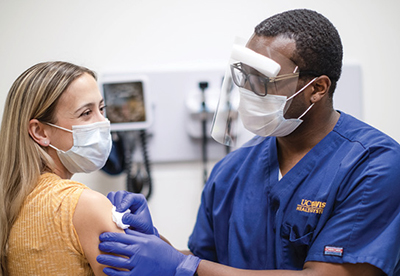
[{"x1": 276, "y1": 110, "x2": 340, "y2": 176}]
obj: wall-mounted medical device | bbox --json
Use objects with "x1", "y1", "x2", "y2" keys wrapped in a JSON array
[
  {"x1": 100, "y1": 75, "x2": 152, "y2": 131},
  {"x1": 99, "y1": 74, "x2": 153, "y2": 199},
  {"x1": 185, "y1": 81, "x2": 221, "y2": 139},
  {"x1": 185, "y1": 81, "x2": 229, "y2": 184}
]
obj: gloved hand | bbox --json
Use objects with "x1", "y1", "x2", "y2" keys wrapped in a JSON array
[
  {"x1": 97, "y1": 229, "x2": 201, "y2": 276},
  {"x1": 107, "y1": 191, "x2": 158, "y2": 236}
]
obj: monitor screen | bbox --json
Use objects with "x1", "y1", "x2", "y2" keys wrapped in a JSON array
[{"x1": 101, "y1": 75, "x2": 152, "y2": 131}]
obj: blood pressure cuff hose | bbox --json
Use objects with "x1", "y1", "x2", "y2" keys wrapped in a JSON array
[{"x1": 101, "y1": 133, "x2": 125, "y2": 175}]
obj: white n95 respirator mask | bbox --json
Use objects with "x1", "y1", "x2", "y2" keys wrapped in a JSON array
[{"x1": 47, "y1": 120, "x2": 112, "y2": 173}]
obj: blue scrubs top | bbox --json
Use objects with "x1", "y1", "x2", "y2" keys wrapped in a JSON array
[{"x1": 188, "y1": 112, "x2": 400, "y2": 275}]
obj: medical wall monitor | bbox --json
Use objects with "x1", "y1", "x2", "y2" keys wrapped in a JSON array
[{"x1": 100, "y1": 75, "x2": 152, "y2": 131}]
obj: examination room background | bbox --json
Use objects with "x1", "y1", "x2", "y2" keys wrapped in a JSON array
[{"x1": 1, "y1": 0, "x2": 399, "y2": 250}]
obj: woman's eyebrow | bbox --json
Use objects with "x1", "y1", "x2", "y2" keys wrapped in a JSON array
[{"x1": 74, "y1": 99, "x2": 105, "y2": 115}]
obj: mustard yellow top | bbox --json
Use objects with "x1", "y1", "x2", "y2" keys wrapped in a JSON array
[{"x1": 7, "y1": 173, "x2": 94, "y2": 275}]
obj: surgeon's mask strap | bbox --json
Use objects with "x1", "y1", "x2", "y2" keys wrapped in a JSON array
[
  {"x1": 298, "y1": 103, "x2": 315, "y2": 120},
  {"x1": 45, "y1": 122, "x2": 72, "y2": 153},
  {"x1": 48, "y1": 143, "x2": 66, "y2": 153},
  {"x1": 287, "y1": 77, "x2": 318, "y2": 102},
  {"x1": 46, "y1": 122, "x2": 73, "y2": 133}
]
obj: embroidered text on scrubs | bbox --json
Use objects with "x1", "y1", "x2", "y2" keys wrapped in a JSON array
[{"x1": 296, "y1": 199, "x2": 326, "y2": 214}]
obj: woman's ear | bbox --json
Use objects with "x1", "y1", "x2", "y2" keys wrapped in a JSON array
[
  {"x1": 29, "y1": 119, "x2": 50, "y2": 147},
  {"x1": 311, "y1": 75, "x2": 331, "y2": 103}
]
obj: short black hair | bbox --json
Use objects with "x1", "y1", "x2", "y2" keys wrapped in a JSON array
[{"x1": 255, "y1": 9, "x2": 343, "y2": 96}]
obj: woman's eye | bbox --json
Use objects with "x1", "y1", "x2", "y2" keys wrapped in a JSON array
[
  {"x1": 80, "y1": 110, "x2": 92, "y2": 117},
  {"x1": 100, "y1": 105, "x2": 107, "y2": 114}
]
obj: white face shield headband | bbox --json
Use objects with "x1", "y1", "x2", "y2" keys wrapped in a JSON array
[{"x1": 210, "y1": 37, "x2": 301, "y2": 147}]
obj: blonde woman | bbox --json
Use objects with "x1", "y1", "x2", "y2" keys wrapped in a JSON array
[{"x1": 0, "y1": 61, "x2": 124, "y2": 275}]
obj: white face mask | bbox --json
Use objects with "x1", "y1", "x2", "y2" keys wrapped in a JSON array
[
  {"x1": 238, "y1": 78, "x2": 317, "y2": 137},
  {"x1": 47, "y1": 120, "x2": 112, "y2": 173}
]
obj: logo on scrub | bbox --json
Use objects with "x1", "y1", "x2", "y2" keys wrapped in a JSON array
[{"x1": 296, "y1": 199, "x2": 326, "y2": 214}]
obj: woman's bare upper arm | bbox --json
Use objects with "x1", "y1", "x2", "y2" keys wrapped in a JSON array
[{"x1": 73, "y1": 189, "x2": 124, "y2": 276}]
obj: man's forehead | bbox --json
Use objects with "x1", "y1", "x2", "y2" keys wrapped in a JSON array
[
  {"x1": 246, "y1": 34, "x2": 298, "y2": 75},
  {"x1": 246, "y1": 35, "x2": 296, "y2": 59},
  {"x1": 246, "y1": 34, "x2": 296, "y2": 58}
]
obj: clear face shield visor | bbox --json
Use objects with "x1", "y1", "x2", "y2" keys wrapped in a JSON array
[{"x1": 210, "y1": 38, "x2": 300, "y2": 148}]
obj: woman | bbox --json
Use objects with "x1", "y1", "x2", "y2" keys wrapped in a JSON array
[{"x1": 0, "y1": 61, "x2": 124, "y2": 275}]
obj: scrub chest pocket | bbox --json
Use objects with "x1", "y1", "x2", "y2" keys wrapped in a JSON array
[{"x1": 280, "y1": 221, "x2": 315, "y2": 269}]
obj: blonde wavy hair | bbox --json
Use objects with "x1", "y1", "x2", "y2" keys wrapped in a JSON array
[{"x1": 0, "y1": 61, "x2": 96, "y2": 275}]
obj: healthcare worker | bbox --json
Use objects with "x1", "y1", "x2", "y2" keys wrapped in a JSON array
[{"x1": 97, "y1": 9, "x2": 400, "y2": 276}]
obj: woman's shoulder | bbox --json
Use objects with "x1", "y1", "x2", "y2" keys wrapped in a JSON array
[
  {"x1": 75, "y1": 189, "x2": 112, "y2": 219},
  {"x1": 40, "y1": 172, "x2": 88, "y2": 188},
  {"x1": 26, "y1": 173, "x2": 88, "y2": 206}
]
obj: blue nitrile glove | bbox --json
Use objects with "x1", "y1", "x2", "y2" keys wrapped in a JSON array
[
  {"x1": 107, "y1": 191, "x2": 158, "y2": 236},
  {"x1": 97, "y1": 229, "x2": 201, "y2": 276}
]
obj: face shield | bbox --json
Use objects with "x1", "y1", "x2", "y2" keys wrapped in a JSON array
[{"x1": 210, "y1": 38, "x2": 300, "y2": 148}]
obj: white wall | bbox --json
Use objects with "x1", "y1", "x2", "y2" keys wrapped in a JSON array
[{"x1": 1, "y1": 0, "x2": 400, "y2": 249}]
